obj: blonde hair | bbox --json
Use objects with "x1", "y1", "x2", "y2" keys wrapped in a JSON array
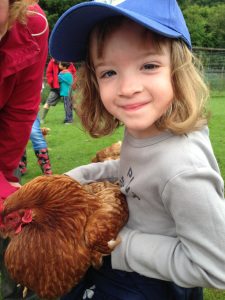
[
  {"x1": 77, "y1": 17, "x2": 209, "y2": 138},
  {"x1": 8, "y1": 0, "x2": 28, "y2": 29}
]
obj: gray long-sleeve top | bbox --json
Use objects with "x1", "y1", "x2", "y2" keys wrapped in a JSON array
[{"x1": 66, "y1": 126, "x2": 225, "y2": 289}]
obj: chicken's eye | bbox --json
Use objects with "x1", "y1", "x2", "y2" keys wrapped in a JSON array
[{"x1": 5, "y1": 215, "x2": 20, "y2": 224}]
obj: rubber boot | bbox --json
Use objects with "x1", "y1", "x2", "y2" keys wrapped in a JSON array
[
  {"x1": 34, "y1": 148, "x2": 52, "y2": 175},
  {"x1": 18, "y1": 151, "x2": 27, "y2": 175},
  {"x1": 40, "y1": 107, "x2": 49, "y2": 123}
]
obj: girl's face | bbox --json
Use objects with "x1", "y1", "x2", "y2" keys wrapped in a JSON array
[
  {"x1": 91, "y1": 21, "x2": 174, "y2": 138},
  {"x1": 0, "y1": 0, "x2": 9, "y2": 40}
]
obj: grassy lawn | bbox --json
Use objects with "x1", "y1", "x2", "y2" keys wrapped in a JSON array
[
  {"x1": 22, "y1": 102, "x2": 124, "y2": 183},
  {"x1": 20, "y1": 93, "x2": 225, "y2": 299},
  {"x1": 208, "y1": 95, "x2": 225, "y2": 177}
]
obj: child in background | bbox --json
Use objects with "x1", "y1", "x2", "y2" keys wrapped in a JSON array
[
  {"x1": 58, "y1": 62, "x2": 74, "y2": 124},
  {"x1": 50, "y1": 0, "x2": 225, "y2": 299},
  {"x1": 41, "y1": 58, "x2": 76, "y2": 123}
]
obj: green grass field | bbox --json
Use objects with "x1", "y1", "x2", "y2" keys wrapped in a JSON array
[
  {"x1": 20, "y1": 94, "x2": 225, "y2": 299},
  {"x1": 22, "y1": 103, "x2": 124, "y2": 183}
]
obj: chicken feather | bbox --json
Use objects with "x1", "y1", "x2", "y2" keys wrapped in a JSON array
[
  {"x1": 91, "y1": 141, "x2": 121, "y2": 162},
  {"x1": 0, "y1": 175, "x2": 128, "y2": 299}
]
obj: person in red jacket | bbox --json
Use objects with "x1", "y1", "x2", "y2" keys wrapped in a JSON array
[
  {"x1": 41, "y1": 58, "x2": 76, "y2": 123},
  {"x1": 0, "y1": 0, "x2": 48, "y2": 190},
  {"x1": 0, "y1": 0, "x2": 48, "y2": 298}
]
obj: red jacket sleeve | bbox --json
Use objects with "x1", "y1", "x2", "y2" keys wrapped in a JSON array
[
  {"x1": 69, "y1": 63, "x2": 77, "y2": 89},
  {"x1": 0, "y1": 172, "x2": 19, "y2": 199},
  {"x1": 46, "y1": 59, "x2": 54, "y2": 87},
  {"x1": 68, "y1": 63, "x2": 77, "y2": 78},
  {"x1": 0, "y1": 63, "x2": 44, "y2": 182}
]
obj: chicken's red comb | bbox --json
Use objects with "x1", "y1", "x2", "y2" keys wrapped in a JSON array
[
  {"x1": 15, "y1": 209, "x2": 33, "y2": 234},
  {"x1": 22, "y1": 209, "x2": 33, "y2": 224}
]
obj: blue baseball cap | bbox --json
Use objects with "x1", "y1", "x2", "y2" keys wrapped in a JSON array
[{"x1": 49, "y1": 0, "x2": 191, "y2": 62}]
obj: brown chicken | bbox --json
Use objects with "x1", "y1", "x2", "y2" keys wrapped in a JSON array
[
  {"x1": 91, "y1": 141, "x2": 121, "y2": 162},
  {"x1": 0, "y1": 175, "x2": 128, "y2": 299},
  {"x1": 40, "y1": 127, "x2": 50, "y2": 137}
]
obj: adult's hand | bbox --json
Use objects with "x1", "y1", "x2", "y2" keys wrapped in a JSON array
[{"x1": 9, "y1": 182, "x2": 21, "y2": 188}]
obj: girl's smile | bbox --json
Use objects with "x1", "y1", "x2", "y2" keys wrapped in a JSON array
[
  {"x1": 91, "y1": 20, "x2": 174, "y2": 139},
  {"x1": 120, "y1": 101, "x2": 150, "y2": 111}
]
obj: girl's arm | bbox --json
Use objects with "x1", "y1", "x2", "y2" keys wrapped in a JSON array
[
  {"x1": 65, "y1": 159, "x2": 120, "y2": 184},
  {"x1": 112, "y1": 167, "x2": 225, "y2": 289}
]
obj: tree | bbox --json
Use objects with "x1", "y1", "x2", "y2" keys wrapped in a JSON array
[
  {"x1": 183, "y1": 5, "x2": 211, "y2": 47},
  {"x1": 207, "y1": 4, "x2": 225, "y2": 48},
  {"x1": 39, "y1": 0, "x2": 85, "y2": 30},
  {"x1": 183, "y1": 4, "x2": 225, "y2": 48},
  {"x1": 178, "y1": 0, "x2": 224, "y2": 9}
]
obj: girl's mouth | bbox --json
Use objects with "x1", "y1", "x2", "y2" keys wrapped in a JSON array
[{"x1": 121, "y1": 102, "x2": 149, "y2": 111}]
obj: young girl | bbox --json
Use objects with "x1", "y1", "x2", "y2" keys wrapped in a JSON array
[{"x1": 50, "y1": 0, "x2": 225, "y2": 299}]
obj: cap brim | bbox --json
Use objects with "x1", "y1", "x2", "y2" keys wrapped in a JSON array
[{"x1": 50, "y1": 2, "x2": 186, "y2": 62}]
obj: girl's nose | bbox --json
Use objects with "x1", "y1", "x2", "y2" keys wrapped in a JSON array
[{"x1": 118, "y1": 75, "x2": 143, "y2": 97}]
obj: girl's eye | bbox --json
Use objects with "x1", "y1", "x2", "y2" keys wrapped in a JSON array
[
  {"x1": 101, "y1": 70, "x2": 116, "y2": 78},
  {"x1": 143, "y1": 64, "x2": 159, "y2": 70}
]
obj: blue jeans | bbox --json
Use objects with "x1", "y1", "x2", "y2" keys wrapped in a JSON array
[
  {"x1": 30, "y1": 114, "x2": 47, "y2": 150},
  {"x1": 61, "y1": 257, "x2": 203, "y2": 300},
  {"x1": 63, "y1": 96, "x2": 73, "y2": 123}
]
